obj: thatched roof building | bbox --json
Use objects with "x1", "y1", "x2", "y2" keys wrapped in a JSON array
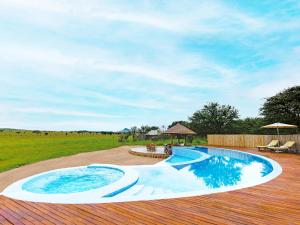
[
  {"x1": 164, "y1": 123, "x2": 196, "y2": 145},
  {"x1": 146, "y1": 129, "x2": 160, "y2": 136},
  {"x1": 164, "y1": 123, "x2": 196, "y2": 135}
]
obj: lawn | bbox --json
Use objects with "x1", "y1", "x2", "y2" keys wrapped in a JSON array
[{"x1": 0, "y1": 131, "x2": 207, "y2": 172}]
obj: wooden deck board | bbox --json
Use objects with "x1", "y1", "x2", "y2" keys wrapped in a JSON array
[{"x1": 0, "y1": 148, "x2": 299, "y2": 224}]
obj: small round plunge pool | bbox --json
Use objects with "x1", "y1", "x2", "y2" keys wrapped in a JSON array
[
  {"x1": 2, "y1": 164, "x2": 139, "y2": 204},
  {"x1": 22, "y1": 166, "x2": 124, "y2": 194}
]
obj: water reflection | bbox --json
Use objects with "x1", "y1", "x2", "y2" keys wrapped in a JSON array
[
  {"x1": 133, "y1": 148, "x2": 274, "y2": 194},
  {"x1": 173, "y1": 156, "x2": 241, "y2": 188},
  {"x1": 173, "y1": 155, "x2": 272, "y2": 189}
]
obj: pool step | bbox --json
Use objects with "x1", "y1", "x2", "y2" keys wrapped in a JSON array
[
  {"x1": 115, "y1": 185, "x2": 144, "y2": 197},
  {"x1": 134, "y1": 186, "x2": 174, "y2": 196},
  {"x1": 134, "y1": 186, "x2": 154, "y2": 196},
  {"x1": 153, "y1": 188, "x2": 174, "y2": 195},
  {"x1": 114, "y1": 185, "x2": 174, "y2": 198},
  {"x1": 152, "y1": 188, "x2": 165, "y2": 195},
  {"x1": 162, "y1": 189, "x2": 173, "y2": 194}
]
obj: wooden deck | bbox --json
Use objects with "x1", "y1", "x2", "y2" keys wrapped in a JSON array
[{"x1": 0, "y1": 148, "x2": 299, "y2": 225}]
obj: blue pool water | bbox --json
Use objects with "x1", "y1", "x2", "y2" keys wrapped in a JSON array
[
  {"x1": 4, "y1": 146, "x2": 280, "y2": 204},
  {"x1": 165, "y1": 155, "x2": 195, "y2": 164},
  {"x1": 129, "y1": 147, "x2": 274, "y2": 196},
  {"x1": 22, "y1": 167, "x2": 124, "y2": 194}
]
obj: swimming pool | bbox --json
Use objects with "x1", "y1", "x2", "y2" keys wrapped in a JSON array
[
  {"x1": 2, "y1": 164, "x2": 139, "y2": 204},
  {"x1": 22, "y1": 166, "x2": 124, "y2": 194},
  {"x1": 1, "y1": 147, "x2": 282, "y2": 204}
]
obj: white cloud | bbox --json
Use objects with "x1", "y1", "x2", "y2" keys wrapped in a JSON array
[
  {"x1": 249, "y1": 71, "x2": 300, "y2": 98},
  {"x1": 0, "y1": 0, "x2": 271, "y2": 34},
  {"x1": 0, "y1": 42, "x2": 238, "y2": 89},
  {"x1": 16, "y1": 107, "x2": 121, "y2": 118},
  {"x1": 1, "y1": 0, "x2": 299, "y2": 130},
  {"x1": 2, "y1": 105, "x2": 122, "y2": 119},
  {"x1": 248, "y1": 46, "x2": 300, "y2": 98},
  {"x1": 0, "y1": 0, "x2": 65, "y2": 13},
  {"x1": 85, "y1": 91, "x2": 166, "y2": 110}
]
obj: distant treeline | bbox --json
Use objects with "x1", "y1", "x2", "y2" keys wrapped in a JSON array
[
  {"x1": 169, "y1": 86, "x2": 300, "y2": 136},
  {"x1": 0, "y1": 129, "x2": 116, "y2": 135},
  {"x1": 2, "y1": 86, "x2": 299, "y2": 137}
]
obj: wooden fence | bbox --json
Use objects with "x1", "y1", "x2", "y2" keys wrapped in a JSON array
[{"x1": 207, "y1": 134, "x2": 300, "y2": 148}]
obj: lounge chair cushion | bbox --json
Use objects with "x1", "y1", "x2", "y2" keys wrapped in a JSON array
[
  {"x1": 257, "y1": 140, "x2": 279, "y2": 150},
  {"x1": 268, "y1": 141, "x2": 296, "y2": 152}
]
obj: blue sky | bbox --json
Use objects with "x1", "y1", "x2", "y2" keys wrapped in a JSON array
[{"x1": 0, "y1": 0, "x2": 300, "y2": 131}]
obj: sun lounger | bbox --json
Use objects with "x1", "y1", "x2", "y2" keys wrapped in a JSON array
[
  {"x1": 257, "y1": 140, "x2": 279, "y2": 151},
  {"x1": 268, "y1": 141, "x2": 296, "y2": 153}
]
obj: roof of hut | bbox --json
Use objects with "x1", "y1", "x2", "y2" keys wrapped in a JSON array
[
  {"x1": 164, "y1": 123, "x2": 196, "y2": 135},
  {"x1": 146, "y1": 129, "x2": 160, "y2": 136}
]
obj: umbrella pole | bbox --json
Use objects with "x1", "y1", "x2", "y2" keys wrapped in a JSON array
[{"x1": 277, "y1": 127, "x2": 280, "y2": 144}]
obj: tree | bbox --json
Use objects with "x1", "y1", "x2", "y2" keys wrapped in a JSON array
[
  {"x1": 138, "y1": 125, "x2": 155, "y2": 134},
  {"x1": 260, "y1": 86, "x2": 300, "y2": 127},
  {"x1": 189, "y1": 102, "x2": 239, "y2": 135},
  {"x1": 232, "y1": 117, "x2": 265, "y2": 134},
  {"x1": 149, "y1": 126, "x2": 159, "y2": 131},
  {"x1": 130, "y1": 126, "x2": 138, "y2": 141},
  {"x1": 130, "y1": 126, "x2": 138, "y2": 134}
]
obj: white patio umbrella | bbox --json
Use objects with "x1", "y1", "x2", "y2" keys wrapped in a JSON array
[{"x1": 261, "y1": 122, "x2": 297, "y2": 141}]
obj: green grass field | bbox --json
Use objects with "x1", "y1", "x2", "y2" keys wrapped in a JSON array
[{"x1": 0, "y1": 131, "x2": 207, "y2": 172}]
